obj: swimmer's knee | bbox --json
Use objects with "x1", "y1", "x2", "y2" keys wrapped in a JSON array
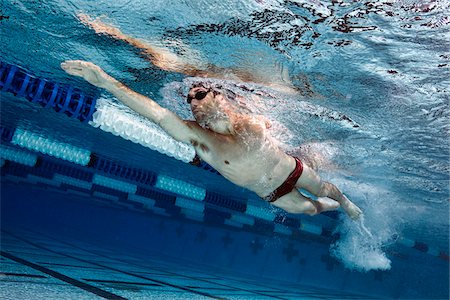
[
  {"x1": 274, "y1": 191, "x2": 319, "y2": 215},
  {"x1": 276, "y1": 199, "x2": 315, "y2": 214},
  {"x1": 296, "y1": 201, "x2": 320, "y2": 216},
  {"x1": 284, "y1": 206, "x2": 318, "y2": 215},
  {"x1": 314, "y1": 182, "x2": 327, "y2": 197},
  {"x1": 304, "y1": 207, "x2": 319, "y2": 216},
  {"x1": 308, "y1": 200, "x2": 324, "y2": 216}
]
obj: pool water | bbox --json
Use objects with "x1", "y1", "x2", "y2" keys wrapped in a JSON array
[{"x1": 1, "y1": 0, "x2": 449, "y2": 299}]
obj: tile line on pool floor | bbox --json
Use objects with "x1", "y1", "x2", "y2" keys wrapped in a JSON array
[
  {"x1": 1, "y1": 250, "x2": 127, "y2": 300},
  {"x1": 3, "y1": 228, "x2": 377, "y2": 299},
  {"x1": 2, "y1": 230, "x2": 227, "y2": 300},
  {"x1": 16, "y1": 227, "x2": 292, "y2": 300}
]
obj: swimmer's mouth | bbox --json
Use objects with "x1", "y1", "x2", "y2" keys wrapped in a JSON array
[{"x1": 192, "y1": 109, "x2": 206, "y2": 122}]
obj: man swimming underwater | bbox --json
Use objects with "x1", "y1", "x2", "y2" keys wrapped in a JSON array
[{"x1": 61, "y1": 15, "x2": 362, "y2": 219}]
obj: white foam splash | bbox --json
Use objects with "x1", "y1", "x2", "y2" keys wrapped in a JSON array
[
  {"x1": 329, "y1": 180, "x2": 399, "y2": 272},
  {"x1": 331, "y1": 216, "x2": 392, "y2": 272}
]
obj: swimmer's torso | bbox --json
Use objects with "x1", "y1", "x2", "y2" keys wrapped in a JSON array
[{"x1": 185, "y1": 120, "x2": 295, "y2": 197}]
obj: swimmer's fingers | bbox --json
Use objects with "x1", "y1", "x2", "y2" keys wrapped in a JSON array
[
  {"x1": 77, "y1": 13, "x2": 104, "y2": 29},
  {"x1": 61, "y1": 60, "x2": 99, "y2": 75},
  {"x1": 61, "y1": 61, "x2": 82, "y2": 76},
  {"x1": 77, "y1": 13, "x2": 91, "y2": 26},
  {"x1": 61, "y1": 60, "x2": 91, "y2": 75}
]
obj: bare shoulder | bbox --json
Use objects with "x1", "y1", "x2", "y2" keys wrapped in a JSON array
[
  {"x1": 182, "y1": 120, "x2": 236, "y2": 154},
  {"x1": 182, "y1": 120, "x2": 222, "y2": 142},
  {"x1": 232, "y1": 115, "x2": 267, "y2": 137},
  {"x1": 182, "y1": 120, "x2": 204, "y2": 138}
]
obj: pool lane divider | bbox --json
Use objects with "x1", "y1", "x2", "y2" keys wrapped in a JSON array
[
  {"x1": 90, "y1": 97, "x2": 195, "y2": 164},
  {"x1": 12, "y1": 128, "x2": 91, "y2": 166},
  {"x1": 397, "y1": 236, "x2": 449, "y2": 261},
  {"x1": 0, "y1": 144, "x2": 38, "y2": 167},
  {"x1": 0, "y1": 62, "x2": 96, "y2": 122}
]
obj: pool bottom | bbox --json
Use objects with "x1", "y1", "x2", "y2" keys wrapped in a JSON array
[{"x1": 1, "y1": 227, "x2": 376, "y2": 300}]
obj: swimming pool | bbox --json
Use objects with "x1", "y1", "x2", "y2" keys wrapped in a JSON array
[{"x1": 1, "y1": 0, "x2": 449, "y2": 299}]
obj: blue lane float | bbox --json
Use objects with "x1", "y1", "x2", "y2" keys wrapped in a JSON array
[
  {"x1": 0, "y1": 61, "x2": 97, "y2": 122},
  {"x1": 88, "y1": 153, "x2": 156, "y2": 186},
  {"x1": 0, "y1": 126, "x2": 15, "y2": 143}
]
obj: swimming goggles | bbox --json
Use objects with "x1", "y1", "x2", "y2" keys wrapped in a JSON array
[{"x1": 187, "y1": 89, "x2": 209, "y2": 104}]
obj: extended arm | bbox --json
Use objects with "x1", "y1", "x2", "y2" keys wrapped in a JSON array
[
  {"x1": 78, "y1": 14, "x2": 205, "y2": 76},
  {"x1": 61, "y1": 60, "x2": 197, "y2": 143},
  {"x1": 77, "y1": 14, "x2": 265, "y2": 83}
]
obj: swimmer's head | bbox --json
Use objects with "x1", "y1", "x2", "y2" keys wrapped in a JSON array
[{"x1": 187, "y1": 83, "x2": 236, "y2": 134}]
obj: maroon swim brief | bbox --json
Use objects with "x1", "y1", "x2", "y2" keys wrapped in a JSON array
[{"x1": 263, "y1": 157, "x2": 303, "y2": 203}]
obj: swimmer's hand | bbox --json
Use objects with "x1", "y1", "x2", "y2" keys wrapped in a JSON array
[{"x1": 61, "y1": 60, "x2": 114, "y2": 89}]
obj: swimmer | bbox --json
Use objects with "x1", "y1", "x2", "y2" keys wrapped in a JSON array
[{"x1": 61, "y1": 16, "x2": 363, "y2": 219}]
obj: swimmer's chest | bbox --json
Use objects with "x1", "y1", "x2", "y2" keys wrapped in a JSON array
[
  {"x1": 191, "y1": 133, "x2": 273, "y2": 177},
  {"x1": 190, "y1": 134, "x2": 242, "y2": 167}
]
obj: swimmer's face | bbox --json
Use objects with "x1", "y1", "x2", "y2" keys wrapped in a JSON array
[{"x1": 187, "y1": 85, "x2": 233, "y2": 134}]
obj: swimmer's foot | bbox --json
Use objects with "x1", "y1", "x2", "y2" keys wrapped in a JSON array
[
  {"x1": 341, "y1": 195, "x2": 363, "y2": 220},
  {"x1": 317, "y1": 197, "x2": 340, "y2": 212}
]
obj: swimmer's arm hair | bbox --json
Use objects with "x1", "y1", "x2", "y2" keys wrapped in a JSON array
[
  {"x1": 61, "y1": 60, "x2": 198, "y2": 144},
  {"x1": 77, "y1": 14, "x2": 203, "y2": 76}
]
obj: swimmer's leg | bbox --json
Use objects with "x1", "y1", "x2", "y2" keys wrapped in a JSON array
[
  {"x1": 295, "y1": 162, "x2": 363, "y2": 220},
  {"x1": 270, "y1": 190, "x2": 340, "y2": 216},
  {"x1": 77, "y1": 14, "x2": 205, "y2": 75}
]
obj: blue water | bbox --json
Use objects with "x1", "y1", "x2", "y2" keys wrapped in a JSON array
[{"x1": 1, "y1": 0, "x2": 449, "y2": 299}]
